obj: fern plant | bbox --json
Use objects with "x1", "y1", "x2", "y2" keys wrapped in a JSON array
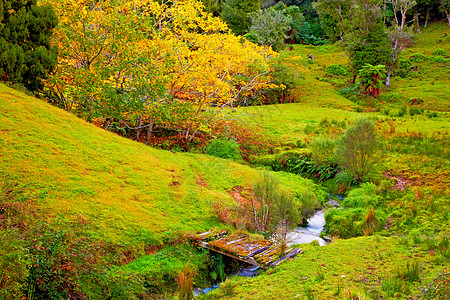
[{"x1": 357, "y1": 64, "x2": 387, "y2": 97}]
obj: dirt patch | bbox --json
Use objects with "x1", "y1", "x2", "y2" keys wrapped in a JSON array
[
  {"x1": 212, "y1": 186, "x2": 255, "y2": 230},
  {"x1": 385, "y1": 170, "x2": 449, "y2": 191},
  {"x1": 384, "y1": 171, "x2": 416, "y2": 191},
  {"x1": 196, "y1": 175, "x2": 208, "y2": 188},
  {"x1": 230, "y1": 186, "x2": 251, "y2": 204}
]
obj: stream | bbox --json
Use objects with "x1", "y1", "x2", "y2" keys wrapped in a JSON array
[
  {"x1": 194, "y1": 210, "x2": 330, "y2": 296},
  {"x1": 287, "y1": 210, "x2": 329, "y2": 246}
]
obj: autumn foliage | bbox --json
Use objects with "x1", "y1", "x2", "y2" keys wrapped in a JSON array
[{"x1": 43, "y1": 0, "x2": 278, "y2": 144}]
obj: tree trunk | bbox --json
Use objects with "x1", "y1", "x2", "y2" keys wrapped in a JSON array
[
  {"x1": 184, "y1": 102, "x2": 203, "y2": 141},
  {"x1": 145, "y1": 119, "x2": 154, "y2": 145},
  {"x1": 386, "y1": 69, "x2": 391, "y2": 87},
  {"x1": 414, "y1": 10, "x2": 420, "y2": 32},
  {"x1": 401, "y1": 13, "x2": 406, "y2": 31},
  {"x1": 424, "y1": 10, "x2": 429, "y2": 28},
  {"x1": 135, "y1": 117, "x2": 142, "y2": 141}
]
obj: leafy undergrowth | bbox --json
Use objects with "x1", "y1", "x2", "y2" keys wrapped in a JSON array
[
  {"x1": 206, "y1": 236, "x2": 449, "y2": 299},
  {"x1": 0, "y1": 83, "x2": 322, "y2": 297}
]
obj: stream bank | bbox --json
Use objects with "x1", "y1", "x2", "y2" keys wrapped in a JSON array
[{"x1": 194, "y1": 209, "x2": 333, "y2": 296}]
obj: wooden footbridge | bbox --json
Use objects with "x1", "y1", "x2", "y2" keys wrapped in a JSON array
[{"x1": 191, "y1": 230, "x2": 302, "y2": 269}]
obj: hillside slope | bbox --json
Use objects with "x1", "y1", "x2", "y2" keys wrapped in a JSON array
[{"x1": 0, "y1": 84, "x2": 314, "y2": 246}]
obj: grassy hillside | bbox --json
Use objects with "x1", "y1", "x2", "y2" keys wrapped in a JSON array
[
  {"x1": 1, "y1": 83, "x2": 322, "y2": 245},
  {"x1": 207, "y1": 236, "x2": 448, "y2": 299},
  {"x1": 208, "y1": 22, "x2": 450, "y2": 300},
  {"x1": 236, "y1": 22, "x2": 449, "y2": 145},
  {"x1": 0, "y1": 83, "x2": 326, "y2": 298},
  {"x1": 1, "y1": 19, "x2": 449, "y2": 300}
]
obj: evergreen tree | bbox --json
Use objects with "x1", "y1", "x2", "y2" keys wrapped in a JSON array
[
  {"x1": 347, "y1": 23, "x2": 391, "y2": 82},
  {"x1": 0, "y1": 0, "x2": 58, "y2": 91},
  {"x1": 221, "y1": 0, "x2": 261, "y2": 35}
]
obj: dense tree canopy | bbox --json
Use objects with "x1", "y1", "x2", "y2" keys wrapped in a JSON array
[
  {"x1": 220, "y1": 0, "x2": 261, "y2": 35},
  {"x1": 43, "y1": 0, "x2": 277, "y2": 143},
  {"x1": 0, "y1": 0, "x2": 58, "y2": 91}
]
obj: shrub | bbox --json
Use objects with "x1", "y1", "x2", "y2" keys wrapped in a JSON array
[
  {"x1": 336, "y1": 118, "x2": 383, "y2": 182},
  {"x1": 176, "y1": 263, "x2": 196, "y2": 300},
  {"x1": 396, "y1": 261, "x2": 420, "y2": 282},
  {"x1": 205, "y1": 139, "x2": 240, "y2": 160},
  {"x1": 394, "y1": 58, "x2": 411, "y2": 78},
  {"x1": 398, "y1": 105, "x2": 408, "y2": 117},
  {"x1": 409, "y1": 53, "x2": 428, "y2": 62},
  {"x1": 427, "y1": 111, "x2": 439, "y2": 118},
  {"x1": 325, "y1": 64, "x2": 350, "y2": 76},
  {"x1": 272, "y1": 152, "x2": 339, "y2": 182},
  {"x1": 378, "y1": 92, "x2": 404, "y2": 103},
  {"x1": 408, "y1": 97, "x2": 424, "y2": 105},
  {"x1": 342, "y1": 183, "x2": 382, "y2": 208},
  {"x1": 409, "y1": 107, "x2": 423, "y2": 116},
  {"x1": 325, "y1": 207, "x2": 386, "y2": 238},
  {"x1": 432, "y1": 48, "x2": 447, "y2": 56},
  {"x1": 324, "y1": 171, "x2": 357, "y2": 195},
  {"x1": 432, "y1": 56, "x2": 450, "y2": 63},
  {"x1": 219, "y1": 278, "x2": 238, "y2": 297},
  {"x1": 310, "y1": 136, "x2": 336, "y2": 165},
  {"x1": 382, "y1": 276, "x2": 406, "y2": 297},
  {"x1": 212, "y1": 120, "x2": 273, "y2": 162}
]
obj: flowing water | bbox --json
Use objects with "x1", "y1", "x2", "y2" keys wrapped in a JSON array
[
  {"x1": 194, "y1": 210, "x2": 331, "y2": 296},
  {"x1": 287, "y1": 210, "x2": 328, "y2": 246}
]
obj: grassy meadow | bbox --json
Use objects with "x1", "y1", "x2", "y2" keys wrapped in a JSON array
[
  {"x1": 0, "y1": 83, "x2": 322, "y2": 297},
  {"x1": 0, "y1": 12, "x2": 449, "y2": 300},
  {"x1": 207, "y1": 21, "x2": 450, "y2": 299}
]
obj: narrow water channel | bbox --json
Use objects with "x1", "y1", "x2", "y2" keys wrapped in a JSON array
[
  {"x1": 194, "y1": 210, "x2": 330, "y2": 296},
  {"x1": 287, "y1": 210, "x2": 328, "y2": 246}
]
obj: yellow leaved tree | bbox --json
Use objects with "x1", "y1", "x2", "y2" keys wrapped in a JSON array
[{"x1": 42, "y1": 0, "x2": 278, "y2": 143}]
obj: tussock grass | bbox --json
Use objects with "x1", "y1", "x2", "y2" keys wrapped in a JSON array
[{"x1": 206, "y1": 236, "x2": 443, "y2": 299}]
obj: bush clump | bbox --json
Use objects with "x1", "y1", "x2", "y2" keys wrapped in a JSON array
[
  {"x1": 394, "y1": 58, "x2": 411, "y2": 78},
  {"x1": 342, "y1": 183, "x2": 382, "y2": 208},
  {"x1": 336, "y1": 118, "x2": 383, "y2": 182},
  {"x1": 378, "y1": 92, "x2": 404, "y2": 103},
  {"x1": 325, "y1": 64, "x2": 350, "y2": 76},
  {"x1": 205, "y1": 139, "x2": 240, "y2": 160},
  {"x1": 432, "y1": 56, "x2": 450, "y2": 63},
  {"x1": 431, "y1": 48, "x2": 447, "y2": 56},
  {"x1": 409, "y1": 53, "x2": 428, "y2": 62},
  {"x1": 325, "y1": 207, "x2": 386, "y2": 238}
]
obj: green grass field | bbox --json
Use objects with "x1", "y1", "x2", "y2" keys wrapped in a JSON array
[
  {"x1": 0, "y1": 83, "x2": 318, "y2": 247},
  {"x1": 209, "y1": 22, "x2": 450, "y2": 300},
  {"x1": 1, "y1": 20, "x2": 449, "y2": 300}
]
